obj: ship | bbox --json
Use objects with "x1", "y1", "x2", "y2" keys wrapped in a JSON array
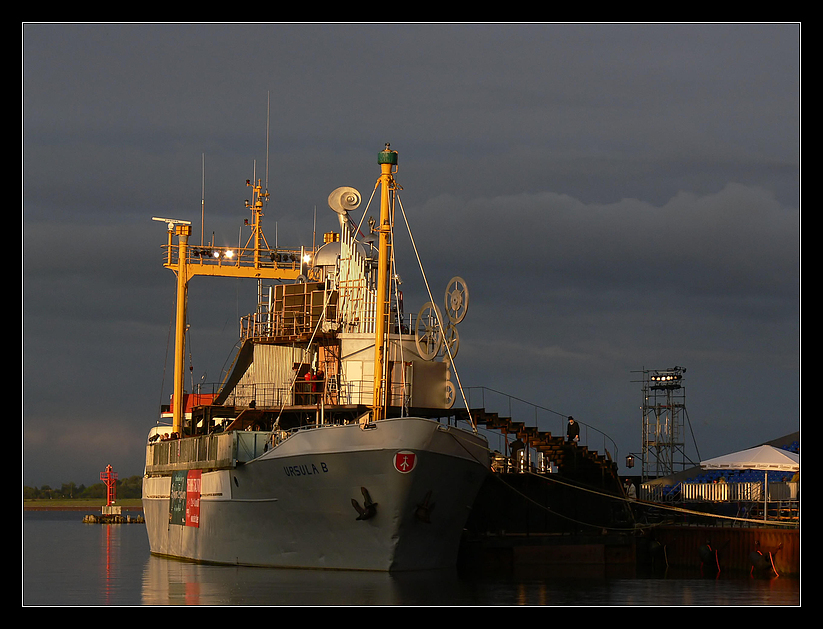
[{"x1": 142, "y1": 145, "x2": 491, "y2": 571}]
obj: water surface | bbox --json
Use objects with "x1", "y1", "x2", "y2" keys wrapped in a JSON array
[{"x1": 23, "y1": 511, "x2": 800, "y2": 606}]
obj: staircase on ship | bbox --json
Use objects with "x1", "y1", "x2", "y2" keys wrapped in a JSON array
[
  {"x1": 456, "y1": 406, "x2": 633, "y2": 537},
  {"x1": 459, "y1": 407, "x2": 620, "y2": 479}
]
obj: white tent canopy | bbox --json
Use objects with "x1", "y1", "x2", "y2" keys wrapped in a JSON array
[
  {"x1": 700, "y1": 444, "x2": 799, "y2": 472},
  {"x1": 700, "y1": 445, "x2": 798, "y2": 521}
]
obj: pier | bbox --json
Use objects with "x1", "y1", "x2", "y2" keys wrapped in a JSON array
[{"x1": 455, "y1": 403, "x2": 799, "y2": 578}]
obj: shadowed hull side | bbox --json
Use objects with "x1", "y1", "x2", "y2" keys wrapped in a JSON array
[{"x1": 143, "y1": 418, "x2": 489, "y2": 571}]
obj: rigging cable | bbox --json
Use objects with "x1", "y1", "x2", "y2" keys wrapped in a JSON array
[
  {"x1": 270, "y1": 286, "x2": 333, "y2": 432},
  {"x1": 389, "y1": 208, "x2": 408, "y2": 417},
  {"x1": 396, "y1": 194, "x2": 477, "y2": 432},
  {"x1": 333, "y1": 185, "x2": 378, "y2": 332},
  {"x1": 515, "y1": 470, "x2": 797, "y2": 530}
]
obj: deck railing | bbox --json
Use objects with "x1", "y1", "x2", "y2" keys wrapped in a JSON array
[
  {"x1": 145, "y1": 430, "x2": 272, "y2": 474},
  {"x1": 162, "y1": 243, "x2": 305, "y2": 274}
]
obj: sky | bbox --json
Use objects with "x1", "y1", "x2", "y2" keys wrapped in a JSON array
[{"x1": 23, "y1": 23, "x2": 800, "y2": 489}]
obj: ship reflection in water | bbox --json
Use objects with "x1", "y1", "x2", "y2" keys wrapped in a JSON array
[{"x1": 140, "y1": 553, "x2": 801, "y2": 606}]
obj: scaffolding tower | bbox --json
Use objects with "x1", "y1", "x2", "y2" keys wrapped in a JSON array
[{"x1": 638, "y1": 366, "x2": 688, "y2": 482}]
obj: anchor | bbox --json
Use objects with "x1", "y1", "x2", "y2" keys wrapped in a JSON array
[{"x1": 351, "y1": 487, "x2": 378, "y2": 521}]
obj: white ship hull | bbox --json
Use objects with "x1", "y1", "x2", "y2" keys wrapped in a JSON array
[{"x1": 142, "y1": 417, "x2": 489, "y2": 571}]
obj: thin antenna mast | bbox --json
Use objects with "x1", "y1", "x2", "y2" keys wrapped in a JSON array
[
  {"x1": 201, "y1": 153, "x2": 205, "y2": 246},
  {"x1": 261, "y1": 93, "x2": 272, "y2": 321},
  {"x1": 266, "y1": 91, "x2": 270, "y2": 193}
]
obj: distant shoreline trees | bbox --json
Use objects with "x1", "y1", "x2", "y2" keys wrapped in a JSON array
[{"x1": 23, "y1": 475, "x2": 143, "y2": 500}]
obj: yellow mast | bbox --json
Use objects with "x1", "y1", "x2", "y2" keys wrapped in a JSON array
[
  {"x1": 154, "y1": 178, "x2": 303, "y2": 435},
  {"x1": 372, "y1": 145, "x2": 398, "y2": 422},
  {"x1": 172, "y1": 223, "x2": 191, "y2": 434}
]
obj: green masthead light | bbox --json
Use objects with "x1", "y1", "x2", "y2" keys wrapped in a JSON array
[{"x1": 378, "y1": 144, "x2": 398, "y2": 165}]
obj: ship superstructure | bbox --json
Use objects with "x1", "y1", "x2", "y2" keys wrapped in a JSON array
[{"x1": 142, "y1": 145, "x2": 489, "y2": 571}]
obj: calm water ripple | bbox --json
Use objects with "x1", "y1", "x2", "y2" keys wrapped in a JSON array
[{"x1": 23, "y1": 511, "x2": 800, "y2": 606}]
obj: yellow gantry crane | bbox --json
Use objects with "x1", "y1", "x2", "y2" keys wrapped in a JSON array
[
  {"x1": 153, "y1": 179, "x2": 304, "y2": 435},
  {"x1": 156, "y1": 148, "x2": 400, "y2": 434}
]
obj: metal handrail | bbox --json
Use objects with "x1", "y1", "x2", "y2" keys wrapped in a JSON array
[
  {"x1": 465, "y1": 386, "x2": 619, "y2": 462},
  {"x1": 161, "y1": 243, "x2": 305, "y2": 272}
]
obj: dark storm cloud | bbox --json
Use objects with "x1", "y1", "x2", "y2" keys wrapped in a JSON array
[
  {"x1": 415, "y1": 183, "x2": 797, "y2": 298},
  {"x1": 399, "y1": 181, "x2": 797, "y2": 384},
  {"x1": 23, "y1": 23, "x2": 799, "y2": 487}
]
